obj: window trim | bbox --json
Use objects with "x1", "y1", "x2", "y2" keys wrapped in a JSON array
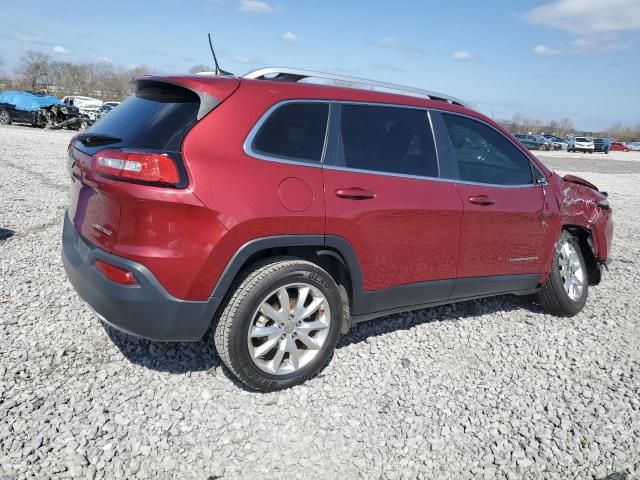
[
  {"x1": 243, "y1": 99, "x2": 331, "y2": 167},
  {"x1": 243, "y1": 98, "x2": 543, "y2": 188}
]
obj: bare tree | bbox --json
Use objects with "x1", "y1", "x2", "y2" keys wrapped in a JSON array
[
  {"x1": 18, "y1": 51, "x2": 51, "y2": 91},
  {"x1": 190, "y1": 64, "x2": 210, "y2": 74}
]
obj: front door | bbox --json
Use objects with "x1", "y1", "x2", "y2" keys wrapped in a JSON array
[{"x1": 432, "y1": 111, "x2": 547, "y2": 281}]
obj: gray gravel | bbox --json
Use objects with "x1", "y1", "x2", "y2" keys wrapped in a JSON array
[{"x1": 1, "y1": 124, "x2": 639, "y2": 479}]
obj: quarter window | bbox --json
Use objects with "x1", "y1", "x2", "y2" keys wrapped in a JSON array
[
  {"x1": 440, "y1": 113, "x2": 533, "y2": 185},
  {"x1": 338, "y1": 104, "x2": 438, "y2": 177},
  {"x1": 252, "y1": 102, "x2": 329, "y2": 163}
]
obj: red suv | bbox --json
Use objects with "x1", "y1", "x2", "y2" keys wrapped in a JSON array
[{"x1": 62, "y1": 68, "x2": 614, "y2": 391}]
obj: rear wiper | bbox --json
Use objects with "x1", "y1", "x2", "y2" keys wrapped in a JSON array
[{"x1": 76, "y1": 133, "x2": 122, "y2": 145}]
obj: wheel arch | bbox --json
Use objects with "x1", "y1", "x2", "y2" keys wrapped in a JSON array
[
  {"x1": 562, "y1": 225, "x2": 601, "y2": 286},
  {"x1": 209, "y1": 235, "x2": 364, "y2": 332}
]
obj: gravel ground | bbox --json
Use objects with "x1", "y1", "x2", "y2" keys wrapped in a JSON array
[{"x1": 1, "y1": 124, "x2": 639, "y2": 480}]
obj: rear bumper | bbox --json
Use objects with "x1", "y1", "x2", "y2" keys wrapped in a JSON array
[{"x1": 61, "y1": 212, "x2": 221, "y2": 341}]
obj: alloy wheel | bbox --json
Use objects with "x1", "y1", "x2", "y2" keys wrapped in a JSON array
[
  {"x1": 557, "y1": 239, "x2": 584, "y2": 301},
  {"x1": 247, "y1": 283, "x2": 331, "y2": 375}
]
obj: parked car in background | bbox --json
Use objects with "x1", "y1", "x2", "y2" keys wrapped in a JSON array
[
  {"x1": 541, "y1": 135, "x2": 568, "y2": 151},
  {"x1": 568, "y1": 136, "x2": 595, "y2": 153},
  {"x1": 625, "y1": 142, "x2": 640, "y2": 151},
  {"x1": 609, "y1": 142, "x2": 630, "y2": 152},
  {"x1": 62, "y1": 96, "x2": 103, "y2": 128},
  {"x1": 594, "y1": 138, "x2": 611, "y2": 154},
  {"x1": 94, "y1": 103, "x2": 118, "y2": 121},
  {"x1": 62, "y1": 67, "x2": 614, "y2": 390},
  {"x1": 0, "y1": 91, "x2": 81, "y2": 129},
  {"x1": 514, "y1": 134, "x2": 547, "y2": 150}
]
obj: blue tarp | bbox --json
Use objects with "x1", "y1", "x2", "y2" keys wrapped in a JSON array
[{"x1": 0, "y1": 91, "x2": 63, "y2": 112}]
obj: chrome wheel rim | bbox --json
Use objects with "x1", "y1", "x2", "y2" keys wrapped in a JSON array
[
  {"x1": 0, "y1": 111, "x2": 8, "y2": 124},
  {"x1": 557, "y1": 239, "x2": 584, "y2": 301},
  {"x1": 247, "y1": 283, "x2": 331, "y2": 375}
]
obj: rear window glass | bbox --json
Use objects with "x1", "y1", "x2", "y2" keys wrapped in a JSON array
[
  {"x1": 252, "y1": 102, "x2": 329, "y2": 163},
  {"x1": 78, "y1": 83, "x2": 200, "y2": 153},
  {"x1": 338, "y1": 104, "x2": 438, "y2": 177}
]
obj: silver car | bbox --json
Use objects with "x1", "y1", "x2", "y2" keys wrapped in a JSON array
[{"x1": 567, "y1": 136, "x2": 594, "y2": 153}]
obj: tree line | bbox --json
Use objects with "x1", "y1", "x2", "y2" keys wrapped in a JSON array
[
  {"x1": 497, "y1": 113, "x2": 640, "y2": 143},
  {"x1": 1, "y1": 52, "x2": 638, "y2": 141},
  {"x1": 0, "y1": 51, "x2": 151, "y2": 101}
]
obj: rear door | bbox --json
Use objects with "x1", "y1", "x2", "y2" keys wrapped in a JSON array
[
  {"x1": 323, "y1": 103, "x2": 462, "y2": 298},
  {"x1": 432, "y1": 111, "x2": 547, "y2": 282}
]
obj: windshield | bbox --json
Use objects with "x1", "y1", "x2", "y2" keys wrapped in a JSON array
[{"x1": 576, "y1": 137, "x2": 589, "y2": 142}]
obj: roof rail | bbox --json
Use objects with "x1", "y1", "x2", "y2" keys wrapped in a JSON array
[{"x1": 243, "y1": 67, "x2": 467, "y2": 107}]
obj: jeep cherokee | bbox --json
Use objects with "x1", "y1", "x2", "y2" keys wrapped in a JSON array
[{"x1": 62, "y1": 68, "x2": 614, "y2": 391}]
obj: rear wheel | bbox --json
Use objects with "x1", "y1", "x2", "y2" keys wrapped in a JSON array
[
  {"x1": 537, "y1": 231, "x2": 588, "y2": 316},
  {"x1": 214, "y1": 258, "x2": 344, "y2": 391},
  {"x1": 0, "y1": 109, "x2": 11, "y2": 125}
]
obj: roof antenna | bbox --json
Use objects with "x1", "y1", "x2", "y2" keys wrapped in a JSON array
[{"x1": 208, "y1": 33, "x2": 232, "y2": 76}]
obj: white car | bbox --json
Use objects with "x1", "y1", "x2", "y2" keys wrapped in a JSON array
[
  {"x1": 567, "y1": 136, "x2": 594, "y2": 153},
  {"x1": 62, "y1": 96, "x2": 103, "y2": 126}
]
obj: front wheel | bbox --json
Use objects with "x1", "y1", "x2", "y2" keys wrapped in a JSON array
[
  {"x1": 0, "y1": 109, "x2": 11, "y2": 125},
  {"x1": 214, "y1": 258, "x2": 344, "y2": 391},
  {"x1": 537, "y1": 231, "x2": 588, "y2": 316}
]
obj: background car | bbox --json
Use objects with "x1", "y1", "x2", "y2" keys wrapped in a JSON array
[
  {"x1": 540, "y1": 134, "x2": 566, "y2": 150},
  {"x1": 514, "y1": 133, "x2": 547, "y2": 150},
  {"x1": 0, "y1": 90, "x2": 81, "y2": 129},
  {"x1": 610, "y1": 142, "x2": 630, "y2": 152},
  {"x1": 594, "y1": 138, "x2": 611, "y2": 154},
  {"x1": 567, "y1": 136, "x2": 595, "y2": 153},
  {"x1": 625, "y1": 142, "x2": 640, "y2": 151}
]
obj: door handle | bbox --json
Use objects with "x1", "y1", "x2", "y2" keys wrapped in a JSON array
[
  {"x1": 467, "y1": 195, "x2": 495, "y2": 206},
  {"x1": 335, "y1": 188, "x2": 376, "y2": 200}
]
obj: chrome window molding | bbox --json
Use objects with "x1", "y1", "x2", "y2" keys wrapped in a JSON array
[{"x1": 243, "y1": 98, "x2": 543, "y2": 188}]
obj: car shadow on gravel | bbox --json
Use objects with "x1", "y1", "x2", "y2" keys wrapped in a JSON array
[
  {"x1": 105, "y1": 293, "x2": 542, "y2": 384},
  {"x1": 103, "y1": 325, "x2": 222, "y2": 374},
  {"x1": 337, "y1": 294, "x2": 542, "y2": 349}
]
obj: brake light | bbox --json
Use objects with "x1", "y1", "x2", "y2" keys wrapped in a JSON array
[
  {"x1": 95, "y1": 260, "x2": 137, "y2": 285},
  {"x1": 95, "y1": 150, "x2": 180, "y2": 185}
]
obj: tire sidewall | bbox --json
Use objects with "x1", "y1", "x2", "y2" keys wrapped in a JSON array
[
  {"x1": 548, "y1": 233, "x2": 588, "y2": 315},
  {"x1": 228, "y1": 264, "x2": 343, "y2": 391}
]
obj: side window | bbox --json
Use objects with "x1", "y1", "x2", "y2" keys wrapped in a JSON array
[
  {"x1": 440, "y1": 113, "x2": 533, "y2": 185},
  {"x1": 338, "y1": 104, "x2": 438, "y2": 177},
  {"x1": 252, "y1": 102, "x2": 329, "y2": 163}
]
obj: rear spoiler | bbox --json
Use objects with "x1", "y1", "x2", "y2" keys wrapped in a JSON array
[{"x1": 130, "y1": 76, "x2": 240, "y2": 120}]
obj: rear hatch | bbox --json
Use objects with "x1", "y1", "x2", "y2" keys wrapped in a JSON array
[{"x1": 67, "y1": 76, "x2": 239, "y2": 252}]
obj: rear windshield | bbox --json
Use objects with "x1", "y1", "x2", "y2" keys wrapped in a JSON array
[{"x1": 75, "y1": 82, "x2": 200, "y2": 154}]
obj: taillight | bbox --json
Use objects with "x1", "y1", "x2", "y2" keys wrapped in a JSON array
[
  {"x1": 95, "y1": 260, "x2": 137, "y2": 285},
  {"x1": 94, "y1": 149, "x2": 181, "y2": 185}
]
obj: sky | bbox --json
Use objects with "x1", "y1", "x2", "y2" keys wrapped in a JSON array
[{"x1": 1, "y1": 0, "x2": 639, "y2": 131}]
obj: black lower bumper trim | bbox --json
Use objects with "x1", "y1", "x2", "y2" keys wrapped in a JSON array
[{"x1": 61, "y1": 212, "x2": 220, "y2": 341}]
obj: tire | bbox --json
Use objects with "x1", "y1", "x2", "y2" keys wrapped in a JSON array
[
  {"x1": 214, "y1": 258, "x2": 344, "y2": 391},
  {"x1": 0, "y1": 109, "x2": 11, "y2": 125},
  {"x1": 537, "y1": 231, "x2": 588, "y2": 317}
]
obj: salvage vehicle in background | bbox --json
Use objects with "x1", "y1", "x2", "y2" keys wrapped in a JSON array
[
  {"x1": 541, "y1": 134, "x2": 567, "y2": 151},
  {"x1": 514, "y1": 133, "x2": 548, "y2": 150},
  {"x1": 594, "y1": 138, "x2": 611, "y2": 154},
  {"x1": 62, "y1": 96, "x2": 103, "y2": 129},
  {"x1": 567, "y1": 136, "x2": 595, "y2": 153},
  {"x1": 609, "y1": 142, "x2": 630, "y2": 152},
  {"x1": 0, "y1": 91, "x2": 81, "y2": 129},
  {"x1": 62, "y1": 67, "x2": 614, "y2": 391}
]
